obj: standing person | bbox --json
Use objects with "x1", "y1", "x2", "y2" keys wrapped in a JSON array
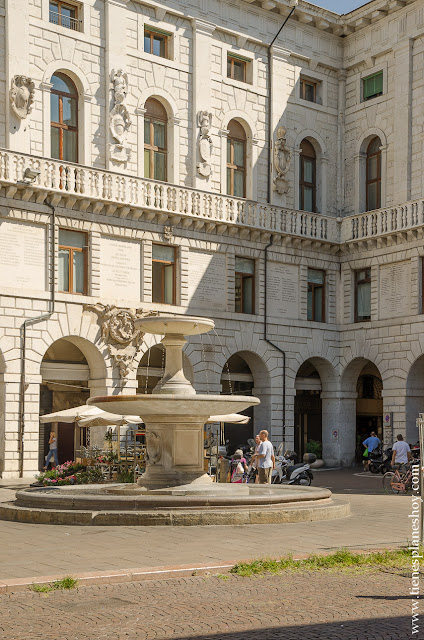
[
  {"x1": 249, "y1": 434, "x2": 261, "y2": 483},
  {"x1": 230, "y1": 449, "x2": 248, "y2": 483},
  {"x1": 362, "y1": 431, "x2": 381, "y2": 471},
  {"x1": 256, "y1": 430, "x2": 274, "y2": 484},
  {"x1": 391, "y1": 434, "x2": 412, "y2": 472},
  {"x1": 44, "y1": 431, "x2": 59, "y2": 470}
]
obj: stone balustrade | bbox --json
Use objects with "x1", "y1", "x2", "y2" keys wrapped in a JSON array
[
  {"x1": 0, "y1": 149, "x2": 337, "y2": 243},
  {"x1": 343, "y1": 199, "x2": 424, "y2": 243},
  {"x1": 1, "y1": 149, "x2": 423, "y2": 246}
]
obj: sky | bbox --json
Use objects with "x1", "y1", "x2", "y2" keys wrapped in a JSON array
[{"x1": 309, "y1": 0, "x2": 370, "y2": 14}]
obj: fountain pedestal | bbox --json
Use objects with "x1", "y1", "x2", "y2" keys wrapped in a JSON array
[
  {"x1": 88, "y1": 315, "x2": 260, "y2": 489},
  {"x1": 140, "y1": 415, "x2": 212, "y2": 489}
]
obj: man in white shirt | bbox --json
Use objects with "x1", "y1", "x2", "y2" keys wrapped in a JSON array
[
  {"x1": 391, "y1": 434, "x2": 412, "y2": 472},
  {"x1": 255, "y1": 430, "x2": 274, "y2": 484}
]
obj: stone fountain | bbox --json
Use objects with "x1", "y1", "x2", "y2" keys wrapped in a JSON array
[
  {"x1": 87, "y1": 315, "x2": 260, "y2": 489},
  {"x1": 5, "y1": 314, "x2": 349, "y2": 526}
]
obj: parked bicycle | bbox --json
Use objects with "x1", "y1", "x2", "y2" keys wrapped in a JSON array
[{"x1": 382, "y1": 462, "x2": 419, "y2": 494}]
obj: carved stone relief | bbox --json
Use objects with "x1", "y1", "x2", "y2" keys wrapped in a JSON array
[
  {"x1": 10, "y1": 75, "x2": 35, "y2": 120},
  {"x1": 197, "y1": 111, "x2": 213, "y2": 177},
  {"x1": 273, "y1": 126, "x2": 292, "y2": 195},
  {"x1": 109, "y1": 70, "x2": 131, "y2": 163},
  {"x1": 146, "y1": 431, "x2": 162, "y2": 464},
  {"x1": 84, "y1": 304, "x2": 156, "y2": 381},
  {"x1": 163, "y1": 226, "x2": 174, "y2": 242}
]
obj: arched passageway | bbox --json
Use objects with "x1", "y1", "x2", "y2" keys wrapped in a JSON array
[
  {"x1": 405, "y1": 355, "x2": 424, "y2": 444},
  {"x1": 220, "y1": 351, "x2": 271, "y2": 454},
  {"x1": 39, "y1": 337, "x2": 107, "y2": 469},
  {"x1": 294, "y1": 360, "x2": 322, "y2": 460}
]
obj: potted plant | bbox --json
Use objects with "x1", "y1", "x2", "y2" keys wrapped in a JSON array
[{"x1": 305, "y1": 440, "x2": 324, "y2": 468}]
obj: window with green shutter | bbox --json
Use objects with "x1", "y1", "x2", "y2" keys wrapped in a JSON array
[{"x1": 362, "y1": 71, "x2": 383, "y2": 101}]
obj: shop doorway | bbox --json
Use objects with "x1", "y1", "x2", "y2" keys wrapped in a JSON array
[{"x1": 355, "y1": 366, "x2": 383, "y2": 462}]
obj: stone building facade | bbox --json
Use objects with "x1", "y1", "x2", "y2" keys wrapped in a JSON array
[{"x1": 0, "y1": 0, "x2": 424, "y2": 477}]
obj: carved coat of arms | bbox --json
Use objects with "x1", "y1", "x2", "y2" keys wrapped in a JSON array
[
  {"x1": 10, "y1": 75, "x2": 35, "y2": 120},
  {"x1": 85, "y1": 305, "x2": 155, "y2": 380}
]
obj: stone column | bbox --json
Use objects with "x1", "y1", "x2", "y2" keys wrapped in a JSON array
[
  {"x1": 382, "y1": 389, "x2": 408, "y2": 445},
  {"x1": 393, "y1": 39, "x2": 413, "y2": 204},
  {"x1": 191, "y1": 19, "x2": 215, "y2": 190},
  {"x1": 337, "y1": 70, "x2": 347, "y2": 216},
  {"x1": 321, "y1": 391, "x2": 357, "y2": 467}
]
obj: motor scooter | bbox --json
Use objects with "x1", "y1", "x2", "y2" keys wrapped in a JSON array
[
  {"x1": 271, "y1": 451, "x2": 315, "y2": 486},
  {"x1": 368, "y1": 446, "x2": 392, "y2": 474}
]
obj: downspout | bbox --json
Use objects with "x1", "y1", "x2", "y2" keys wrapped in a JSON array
[
  {"x1": 18, "y1": 199, "x2": 56, "y2": 477},
  {"x1": 267, "y1": 3, "x2": 297, "y2": 204},
  {"x1": 264, "y1": 5, "x2": 296, "y2": 443},
  {"x1": 264, "y1": 236, "x2": 286, "y2": 440}
]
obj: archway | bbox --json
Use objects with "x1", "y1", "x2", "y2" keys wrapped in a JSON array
[
  {"x1": 341, "y1": 358, "x2": 383, "y2": 465},
  {"x1": 39, "y1": 337, "x2": 106, "y2": 469},
  {"x1": 294, "y1": 360, "x2": 322, "y2": 459},
  {"x1": 0, "y1": 350, "x2": 5, "y2": 475},
  {"x1": 405, "y1": 355, "x2": 424, "y2": 444},
  {"x1": 220, "y1": 351, "x2": 271, "y2": 454}
]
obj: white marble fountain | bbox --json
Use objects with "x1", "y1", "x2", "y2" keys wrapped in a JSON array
[
  {"x1": 88, "y1": 314, "x2": 260, "y2": 489},
  {"x1": 8, "y1": 314, "x2": 348, "y2": 526}
]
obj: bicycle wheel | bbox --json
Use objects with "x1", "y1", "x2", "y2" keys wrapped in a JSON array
[{"x1": 383, "y1": 472, "x2": 402, "y2": 494}]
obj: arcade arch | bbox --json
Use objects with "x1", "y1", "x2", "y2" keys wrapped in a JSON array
[
  {"x1": 220, "y1": 351, "x2": 271, "y2": 453},
  {"x1": 405, "y1": 355, "x2": 424, "y2": 443},
  {"x1": 39, "y1": 337, "x2": 107, "y2": 469}
]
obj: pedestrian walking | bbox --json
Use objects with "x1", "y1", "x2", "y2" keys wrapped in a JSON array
[
  {"x1": 391, "y1": 434, "x2": 412, "y2": 473},
  {"x1": 255, "y1": 430, "x2": 274, "y2": 484},
  {"x1": 230, "y1": 449, "x2": 248, "y2": 483},
  {"x1": 44, "y1": 431, "x2": 59, "y2": 470},
  {"x1": 362, "y1": 431, "x2": 381, "y2": 471}
]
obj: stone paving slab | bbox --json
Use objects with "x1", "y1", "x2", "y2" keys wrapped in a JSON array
[
  {"x1": 0, "y1": 571, "x2": 416, "y2": 640},
  {"x1": 0, "y1": 474, "x2": 412, "y2": 583}
]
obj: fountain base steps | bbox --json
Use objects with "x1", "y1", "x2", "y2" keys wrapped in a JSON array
[{"x1": 0, "y1": 484, "x2": 350, "y2": 526}]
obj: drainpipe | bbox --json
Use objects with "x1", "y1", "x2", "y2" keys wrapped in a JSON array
[
  {"x1": 264, "y1": 235, "x2": 286, "y2": 443},
  {"x1": 18, "y1": 199, "x2": 56, "y2": 477},
  {"x1": 267, "y1": 3, "x2": 297, "y2": 204}
]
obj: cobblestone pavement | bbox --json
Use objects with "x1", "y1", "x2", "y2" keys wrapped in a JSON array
[{"x1": 0, "y1": 570, "x2": 417, "y2": 640}]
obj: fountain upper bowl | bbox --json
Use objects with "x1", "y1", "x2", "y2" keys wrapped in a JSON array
[
  {"x1": 87, "y1": 394, "x2": 260, "y2": 417},
  {"x1": 136, "y1": 315, "x2": 215, "y2": 336}
]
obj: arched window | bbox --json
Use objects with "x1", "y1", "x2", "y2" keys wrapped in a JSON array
[
  {"x1": 299, "y1": 139, "x2": 316, "y2": 212},
  {"x1": 227, "y1": 119, "x2": 246, "y2": 198},
  {"x1": 50, "y1": 72, "x2": 78, "y2": 163},
  {"x1": 366, "y1": 137, "x2": 381, "y2": 211},
  {"x1": 144, "y1": 98, "x2": 167, "y2": 181}
]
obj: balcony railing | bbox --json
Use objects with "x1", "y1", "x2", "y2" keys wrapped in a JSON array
[
  {"x1": 342, "y1": 200, "x2": 424, "y2": 242},
  {"x1": 0, "y1": 150, "x2": 338, "y2": 243},
  {"x1": 49, "y1": 10, "x2": 82, "y2": 32}
]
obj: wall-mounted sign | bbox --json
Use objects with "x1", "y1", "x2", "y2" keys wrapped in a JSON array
[{"x1": 383, "y1": 412, "x2": 393, "y2": 428}]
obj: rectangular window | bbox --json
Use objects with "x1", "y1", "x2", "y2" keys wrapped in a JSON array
[
  {"x1": 152, "y1": 244, "x2": 176, "y2": 304},
  {"x1": 362, "y1": 71, "x2": 383, "y2": 101},
  {"x1": 58, "y1": 229, "x2": 87, "y2": 294},
  {"x1": 355, "y1": 268, "x2": 371, "y2": 322},
  {"x1": 227, "y1": 55, "x2": 247, "y2": 83},
  {"x1": 307, "y1": 269, "x2": 325, "y2": 322},
  {"x1": 300, "y1": 77, "x2": 317, "y2": 103},
  {"x1": 235, "y1": 257, "x2": 255, "y2": 314},
  {"x1": 144, "y1": 28, "x2": 168, "y2": 59},
  {"x1": 49, "y1": 1, "x2": 81, "y2": 31}
]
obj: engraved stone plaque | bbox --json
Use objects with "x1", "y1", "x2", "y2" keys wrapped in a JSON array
[
  {"x1": 267, "y1": 261, "x2": 299, "y2": 319},
  {"x1": 100, "y1": 236, "x2": 141, "y2": 301},
  {"x1": 379, "y1": 260, "x2": 411, "y2": 319},
  {"x1": 187, "y1": 250, "x2": 227, "y2": 311},
  {"x1": 0, "y1": 219, "x2": 46, "y2": 290}
]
